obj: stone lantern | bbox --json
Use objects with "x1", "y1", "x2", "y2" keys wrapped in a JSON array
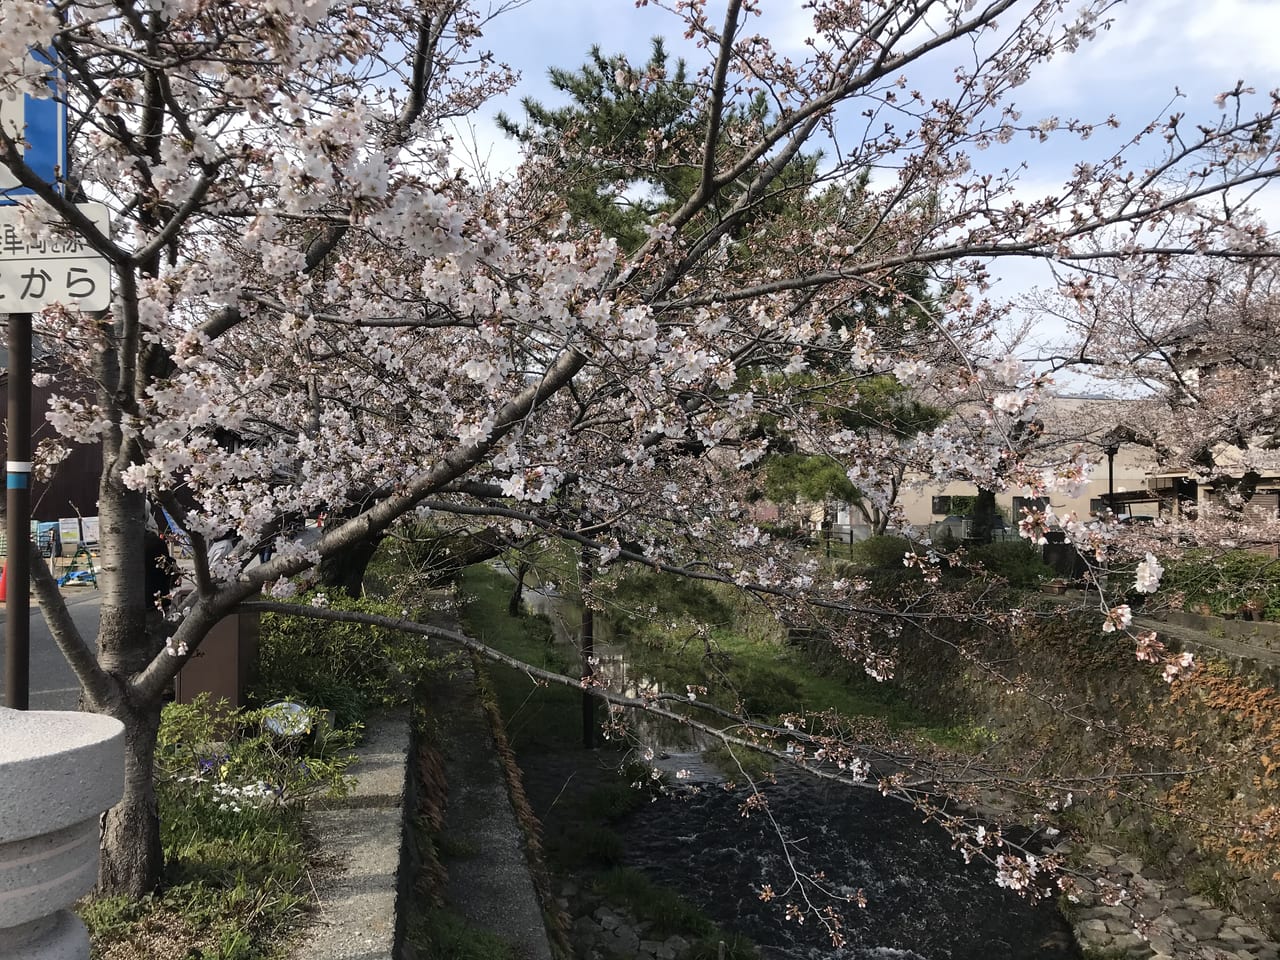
[{"x1": 0, "y1": 707, "x2": 124, "y2": 959}]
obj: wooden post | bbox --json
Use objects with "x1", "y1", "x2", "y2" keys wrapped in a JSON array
[{"x1": 580, "y1": 545, "x2": 595, "y2": 749}]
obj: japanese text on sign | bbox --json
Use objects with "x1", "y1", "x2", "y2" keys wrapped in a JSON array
[{"x1": 0, "y1": 202, "x2": 111, "y2": 312}]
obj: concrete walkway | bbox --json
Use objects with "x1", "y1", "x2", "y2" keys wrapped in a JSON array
[
  {"x1": 435, "y1": 668, "x2": 553, "y2": 960},
  {"x1": 291, "y1": 669, "x2": 554, "y2": 960},
  {"x1": 293, "y1": 711, "x2": 411, "y2": 960}
]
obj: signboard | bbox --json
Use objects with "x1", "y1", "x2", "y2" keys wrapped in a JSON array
[
  {"x1": 0, "y1": 202, "x2": 111, "y2": 311},
  {"x1": 35, "y1": 522, "x2": 59, "y2": 558},
  {"x1": 58, "y1": 516, "x2": 81, "y2": 546},
  {"x1": 80, "y1": 515, "x2": 99, "y2": 544},
  {"x1": 0, "y1": 76, "x2": 67, "y2": 197}
]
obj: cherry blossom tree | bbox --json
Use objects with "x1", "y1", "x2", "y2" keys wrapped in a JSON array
[{"x1": 3, "y1": 0, "x2": 1279, "y2": 903}]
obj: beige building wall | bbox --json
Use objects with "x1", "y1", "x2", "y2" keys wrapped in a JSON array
[
  {"x1": 898, "y1": 445, "x2": 1155, "y2": 529},
  {"x1": 896, "y1": 396, "x2": 1161, "y2": 533}
]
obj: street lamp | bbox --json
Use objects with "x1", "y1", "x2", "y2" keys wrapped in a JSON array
[{"x1": 1099, "y1": 427, "x2": 1126, "y2": 516}]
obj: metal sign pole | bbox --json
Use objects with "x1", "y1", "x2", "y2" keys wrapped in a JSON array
[{"x1": 4, "y1": 310, "x2": 32, "y2": 709}]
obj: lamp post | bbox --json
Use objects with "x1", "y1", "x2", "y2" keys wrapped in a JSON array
[
  {"x1": 1098, "y1": 426, "x2": 1127, "y2": 518},
  {"x1": 1104, "y1": 441, "x2": 1119, "y2": 513}
]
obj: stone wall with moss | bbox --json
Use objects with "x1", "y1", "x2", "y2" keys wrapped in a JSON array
[{"x1": 890, "y1": 605, "x2": 1280, "y2": 935}]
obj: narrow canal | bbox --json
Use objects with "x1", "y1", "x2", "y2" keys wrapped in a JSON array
[{"x1": 519, "y1": 584, "x2": 1080, "y2": 959}]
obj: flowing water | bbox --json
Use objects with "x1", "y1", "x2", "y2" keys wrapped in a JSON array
[
  {"x1": 619, "y1": 771, "x2": 1078, "y2": 959},
  {"x1": 520, "y1": 584, "x2": 1080, "y2": 960}
]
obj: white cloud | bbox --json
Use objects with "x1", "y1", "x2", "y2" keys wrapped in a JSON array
[{"x1": 1018, "y1": 0, "x2": 1280, "y2": 112}]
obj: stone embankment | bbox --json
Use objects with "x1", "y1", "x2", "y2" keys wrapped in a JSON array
[
  {"x1": 1056, "y1": 837, "x2": 1279, "y2": 960},
  {"x1": 556, "y1": 880, "x2": 694, "y2": 960}
]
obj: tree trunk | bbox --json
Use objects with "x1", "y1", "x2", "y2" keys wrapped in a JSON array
[
  {"x1": 93, "y1": 321, "x2": 168, "y2": 894},
  {"x1": 872, "y1": 507, "x2": 890, "y2": 536},
  {"x1": 99, "y1": 700, "x2": 164, "y2": 896},
  {"x1": 507, "y1": 560, "x2": 529, "y2": 616},
  {"x1": 318, "y1": 535, "x2": 382, "y2": 598},
  {"x1": 580, "y1": 546, "x2": 595, "y2": 749},
  {"x1": 94, "y1": 566, "x2": 166, "y2": 895}
]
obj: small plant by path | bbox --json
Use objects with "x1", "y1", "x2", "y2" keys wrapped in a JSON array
[
  {"x1": 81, "y1": 696, "x2": 357, "y2": 959},
  {"x1": 81, "y1": 587, "x2": 443, "y2": 959}
]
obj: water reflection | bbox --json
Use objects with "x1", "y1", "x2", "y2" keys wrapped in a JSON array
[{"x1": 523, "y1": 585, "x2": 705, "y2": 751}]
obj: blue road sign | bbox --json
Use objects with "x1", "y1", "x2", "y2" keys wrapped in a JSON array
[{"x1": 0, "y1": 71, "x2": 67, "y2": 200}]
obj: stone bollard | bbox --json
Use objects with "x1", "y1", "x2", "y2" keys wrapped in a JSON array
[{"x1": 0, "y1": 707, "x2": 125, "y2": 960}]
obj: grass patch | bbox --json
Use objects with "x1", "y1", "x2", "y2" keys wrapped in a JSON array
[
  {"x1": 83, "y1": 778, "x2": 316, "y2": 960},
  {"x1": 458, "y1": 565, "x2": 584, "y2": 752},
  {"x1": 551, "y1": 824, "x2": 627, "y2": 869},
  {"x1": 924, "y1": 723, "x2": 998, "y2": 754},
  {"x1": 605, "y1": 571, "x2": 950, "y2": 736},
  {"x1": 582, "y1": 781, "x2": 651, "y2": 822},
  {"x1": 1080, "y1": 949, "x2": 1132, "y2": 960},
  {"x1": 592, "y1": 867, "x2": 718, "y2": 938},
  {"x1": 470, "y1": 560, "x2": 966, "y2": 750},
  {"x1": 407, "y1": 907, "x2": 517, "y2": 960}
]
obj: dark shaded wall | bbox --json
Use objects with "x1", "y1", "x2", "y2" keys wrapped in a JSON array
[{"x1": 0, "y1": 373, "x2": 102, "y2": 521}]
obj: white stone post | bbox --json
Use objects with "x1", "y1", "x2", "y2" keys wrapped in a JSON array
[{"x1": 0, "y1": 707, "x2": 124, "y2": 960}]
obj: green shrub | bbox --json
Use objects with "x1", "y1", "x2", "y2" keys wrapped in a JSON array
[
  {"x1": 1162, "y1": 549, "x2": 1280, "y2": 619},
  {"x1": 156, "y1": 696, "x2": 357, "y2": 850},
  {"x1": 592, "y1": 868, "x2": 716, "y2": 938},
  {"x1": 592, "y1": 868, "x2": 758, "y2": 956},
  {"x1": 254, "y1": 591, "x2": 440, "y2": 726},
  {"x1": 848, "y1": 535, "x2": 914, "y2": 570},
  {"x1": 966, "y1": 539, "x2": 1054, "y2": 588},
  {"x1": 583, "y1": 774, "x2": 659, "y2": 822},
  {"x1": 553, "y1": 824, "x2": 626, "y2": 867}
]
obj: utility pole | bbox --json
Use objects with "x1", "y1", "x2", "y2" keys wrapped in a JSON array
[
  {"x1": 1106, "y1": 444, "x2": 1118, "y2": 511},
  {"x1": 5, "y1": 311, "x2": 32, "y2": 709}
]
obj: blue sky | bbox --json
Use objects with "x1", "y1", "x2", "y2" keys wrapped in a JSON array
[
  {"x1": 467, "y1": 0, "x2": 1280, "y2": 184},
  {"x1": 457, "y1": 0, "x2": 1280, "y2": 344}
]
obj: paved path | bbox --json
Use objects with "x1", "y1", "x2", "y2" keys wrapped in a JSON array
[
  {"x1": 294, "y1": 712, "x2": 410, "y2": 960},
  {"x1": 437, "y1": 667, "x2": 554, "y2": 960},
  {"x1": 0, "y1": 588, "x2": 101, "y2": 709}
]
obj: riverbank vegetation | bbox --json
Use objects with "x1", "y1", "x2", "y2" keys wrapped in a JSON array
[
  {"x1": 464, "y1": 556, "x2": 965, "y2": 742},
  {"x1": 462, "y1": 534, "x2": 1280, "y2": 943},
  {"x1": 458, "y1": 563, "x2": 762, "y2": 959}
]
